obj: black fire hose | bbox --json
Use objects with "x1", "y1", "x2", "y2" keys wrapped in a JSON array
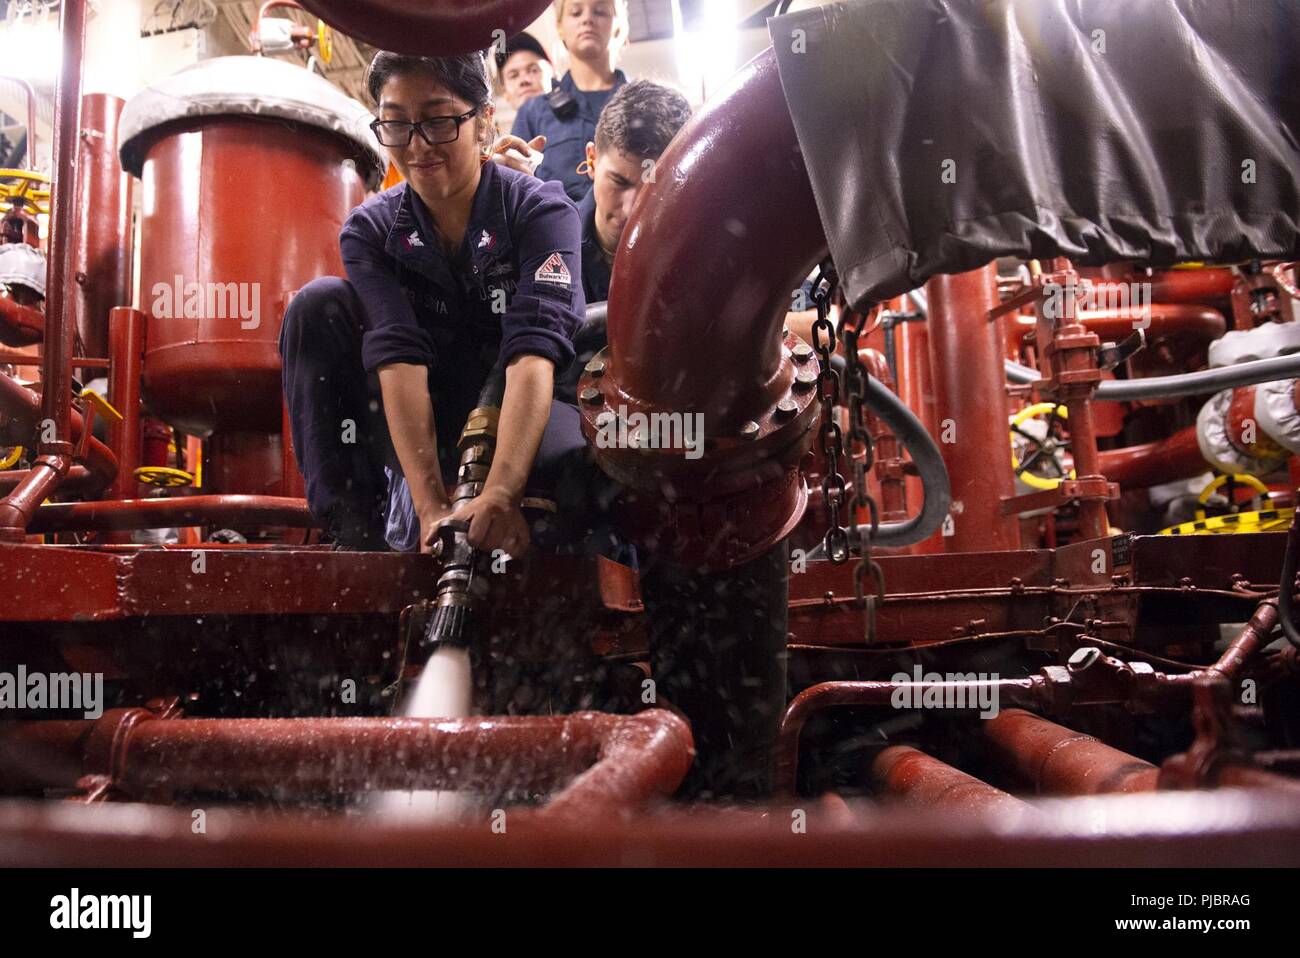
[{"x1": 805, "y1": 354, "x2": 951, "y2": 558}]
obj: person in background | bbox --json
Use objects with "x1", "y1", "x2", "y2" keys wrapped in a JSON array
[
  {"x1": 495, "y1": 32, "x2": 554, "y2": 110},
  {"x1": 511, "y1": 0, "x2": 629, "y2": 203},
  {"x1": 576, "y1": 79, "x2": 691, "y2": 303},
  {"x1": 553, "y1": 80, "x2": 691, "y2": 406}
]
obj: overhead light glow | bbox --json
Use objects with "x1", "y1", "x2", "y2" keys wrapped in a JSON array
[
  {"x1": 0, "y1": 10, "x2": 62, "y2": 85},
  {"x1": 672, "y1": 0, "x2": 738, "y2": 102}
]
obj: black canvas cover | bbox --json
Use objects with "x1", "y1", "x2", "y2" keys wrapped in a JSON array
[{"x1": 770, "y1": 0, "x2": 1300, "y2": 308}]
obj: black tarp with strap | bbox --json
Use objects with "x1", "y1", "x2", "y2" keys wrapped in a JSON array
[{"x1": 770, "y1": 0, "x2": 1300, "y2": 309}]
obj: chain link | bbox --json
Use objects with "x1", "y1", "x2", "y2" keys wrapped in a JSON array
[
  {"x1": 807, "y1": 262, "x2": 887, "y2": 642},
  {"x1": 840, "y1": 303, "x2": 885, "y2": 643},
  {"x1": 810, "y1": 262, "x2": 848, "y2": 564}
]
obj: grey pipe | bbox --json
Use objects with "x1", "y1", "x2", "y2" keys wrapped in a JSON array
[
  {"x1": 1006, "y1": 353, "x2": 1300, "y2": 401},
  {"x1": 807, "y1": 374, "x2": 951, "y2": 558}
]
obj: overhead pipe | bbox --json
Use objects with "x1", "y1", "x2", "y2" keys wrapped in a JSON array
[
  {"x1": 296, "y1": 0, "x2": 553, "y2": 56},
  {"x1": 0, "y1": 465, "x2": 95, "y2": 494},
  {"x1": 576, "y1": 49, "x2": 830, "y2": 567},
  {"x1": 0, "y1": 0, "x2": 88, "y2": 541}
]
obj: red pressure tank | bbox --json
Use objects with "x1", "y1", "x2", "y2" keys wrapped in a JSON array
[{"x1": 118, "y1": 56, "x2": 385, "y2": 496}]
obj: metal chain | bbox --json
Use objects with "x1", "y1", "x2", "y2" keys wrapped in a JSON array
[
  {"x1": 839, "y1": 302, "x2": 886, "y2": 643},
  {"x1": 808, "y1": 262, "x2": 887, "y2": 641},
  {"x1": 810, "y1": 262, "x2": 848, "y2": 564}
]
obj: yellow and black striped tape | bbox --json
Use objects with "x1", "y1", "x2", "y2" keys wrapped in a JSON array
[{"x1": 1159, "y1": 507, "x2": 1295, "y2": 535}]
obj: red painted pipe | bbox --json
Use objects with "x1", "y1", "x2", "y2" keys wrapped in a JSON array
[
  {"x1": 1087, "y1": 269, "x2": 1238, "y2": 305},
  {"x1": 606, "y1": 47, "x2": 826, "y2": 432},
  {"x1": 0, "y1": 465, "x2": 93, "y2": 493},
  {"x1": 776, "y1": 677, "x2": 1046, "y2": 795},
  {"x1": 983, "y1": 709, "x2": 1159, "y2": 795},
  {"x1": 3, "y1": 789, "x2": 1298, "y2": 868},
  {"x1": 1079, "y1": 303, "x2": 1225, "y2": 343},
  {"x1": 871, "y1": 745, "x2": 1029, "y2": 815},
  {"x1": 0, "y1": 0, "x2": 88, "y2": 539},
  {"x1": 1096, "y1": 426, "x2": 1207, "y2": 489},
  {"x1": 925, "y1": 265, "x2": 1020, "y2": 551},
  {"x1": 106, "y1": 307, "x2": 144, "y2": 501},
  {"x1": 73, "y1": 94, "x2": 133, "y2": 361},
  {"x1": 26, "y1": 495, "x2": 316, "y2": 533},
  {"x1": 38, "y1": 0, "x2": 88, "y2": 455},
  {"x1": 2, "y1": 709, "x2": 694, "y2": 816},
  {"x1": 296, "y1": 0, "x2": 553, "y2": 57},
  {"x1": 0, "y1": 293, "x2": 44, "y2": 347},
  {"x1": 1165, "y1": 601, "x2": 1278, "y2": 686},
  {"x1": 0, "y1": 371, "x2": 116, "y2": 491}
]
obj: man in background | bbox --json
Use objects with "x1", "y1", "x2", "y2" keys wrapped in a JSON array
[
  {"x1": 554, "y1": 79, "x2": 692, "y2": 406},
  {"x1": 576, "y1": 79, "x2": 691, "y2": 303},
  {"x1": 495, "y1": 32, "x2": 554, "y2": 111}
]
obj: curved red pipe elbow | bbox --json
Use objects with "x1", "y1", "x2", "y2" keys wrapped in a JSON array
[
  {"x1": 606, "y1": 47, "x2": 828, "y2": 432},
  {"x1": 1097, "y1": 425, "x2": 1208, "y2": 489},
  {"x1": 0, "y1": 293, "x2": 45, "y2": 347},
  {"x1": 296, "y1": 0, "x2": 553, "y2": 56}
]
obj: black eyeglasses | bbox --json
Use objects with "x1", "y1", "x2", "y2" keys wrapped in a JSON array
[{"x1": 370, "y1": 109, "x2": 478, "y2": 148}]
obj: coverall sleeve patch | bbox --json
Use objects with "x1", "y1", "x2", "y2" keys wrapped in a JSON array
[{"x1": 534, "y1": 252, "x2": 573, "y2": 291}]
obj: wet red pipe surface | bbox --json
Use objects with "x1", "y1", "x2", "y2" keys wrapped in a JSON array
[
  {"x1": 984, "y1": 709, "x2": 1160, "y2": 795},
  {"x1": 776, "y1": 678, "x2": 1046, "y2": 795},
  {"x1": 872, "y1": 745, "x2": 1029, "y2": 815},
  {"x1": 27, "y1": 495, "x2": 315, "y2": 533},
  {"x1": 2, "y1": 709, "x2": 694, "y2": 817}
]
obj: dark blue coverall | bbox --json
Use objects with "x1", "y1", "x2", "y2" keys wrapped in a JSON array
[{"x1": 279, "y1": 160, "x2": 617, "y2": 555}]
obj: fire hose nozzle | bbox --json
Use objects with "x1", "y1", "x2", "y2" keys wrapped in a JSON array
[{"x1": 423, "y1": 518, "x2": 480, "y2": 653}]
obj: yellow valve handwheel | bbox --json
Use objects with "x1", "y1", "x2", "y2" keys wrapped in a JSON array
[
  {"x1": 0, "y1": 445, "x2": 22, "y2": 470},
  {"x1": 1194, "y1": 472, "x2": 1271, "y2": 521},
  {"x1": 0, "y1": 169, "x2": 51, "y2": 216},
  {"x1": 1160, "y1": 506, "x2": 1294, "y2": 536},
  {"x1": 1010, "y1": 402, "x2": 1076, "y2": 491},
  {"x1": 134, "y1": 466, "x2": 193, "y2": 488},
  {"x1": 317, "y1": 20, "x2": 333, "y2": 65}
]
